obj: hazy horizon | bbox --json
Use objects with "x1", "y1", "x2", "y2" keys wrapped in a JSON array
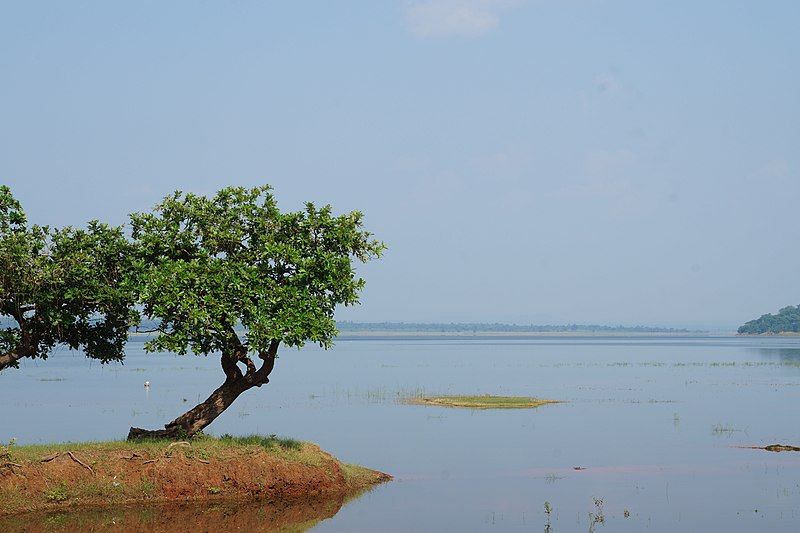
[{"x1": 2, "y1": 1, "x2": 798, "y2": 331}]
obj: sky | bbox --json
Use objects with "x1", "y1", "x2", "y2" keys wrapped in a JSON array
[{"x1": 1, "y1": 1, "x2": 798, "y2": 330}]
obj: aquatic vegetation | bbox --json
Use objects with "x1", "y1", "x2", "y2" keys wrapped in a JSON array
[
  {"x1": 588, "y1": 497, "x2": 605, "y2": 533},
  {"x1": 712, "y1": 424, "x2": 746, "y2": 437},
  {"x1": 736, "y1": 444, "x2": 800, "y2": 453},
  {"x1": 544, "y1": 501, "x2": 553, "y2": 532},
  {"x1": 406, "y1": 395, "x2": 559, "y2": 409}
]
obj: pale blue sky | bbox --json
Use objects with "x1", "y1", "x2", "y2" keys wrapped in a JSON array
[{"x1": 2, "y1": 1, "x2": 798, "y2": 329}]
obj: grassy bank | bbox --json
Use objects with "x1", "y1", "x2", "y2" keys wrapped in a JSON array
[
  {"x1": 0, "y1": 434, "x2": 390, "y2": 517},
  {"x1": 406, "y1": 395, "x2": 560, "y2": 409}
]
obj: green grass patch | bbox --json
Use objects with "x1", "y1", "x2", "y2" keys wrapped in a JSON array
[
  {"x1": 218, "y1": 433, "x2": 302, "y2": 451},
  {"x1": 407, "y1": 395, "x2": 560, "y2": 409},
  {"x1": 2, "y1": 433, "x2": 305, "y2": 465}
]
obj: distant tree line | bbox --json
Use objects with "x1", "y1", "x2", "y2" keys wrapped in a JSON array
[
  {"x1": 336, "y1": 322, "x2": 698, "y2": 334},
  {"x1": 738, "y1": 305, "x2": 800, "y2": 334}
]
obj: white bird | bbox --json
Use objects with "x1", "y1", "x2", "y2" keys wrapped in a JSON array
[{"x1": 144, "y1": 381, "x2": 151, "y2": 388}]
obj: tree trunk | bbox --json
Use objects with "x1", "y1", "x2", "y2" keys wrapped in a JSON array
[
  {"x1": 0, "y1": 331, "x2": 36, "y2": 371},
  {"x1": 0, "y1": 348, "x2": 28, "y2": 371},
  {"x1": 128, "y1": 340, "x2": 279, "y2": 440}
]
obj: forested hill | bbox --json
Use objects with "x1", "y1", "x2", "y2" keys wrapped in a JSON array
[
  {"x1": 337, "y1": 322, "x2": 699, "y2": 334},
  {"x1": 738, "y1": 305, "x2": 800, "y2": 334}
]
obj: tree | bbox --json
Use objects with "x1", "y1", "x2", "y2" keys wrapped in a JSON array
[
  {"x1": 127, "y1": 186, "x2": 384, "y2": 440},
  {"x1": 0, "y1": 186, "x2": 138, "y2": 372},
  {"x1": 738, "y1": 305, "x2": 800, "y2": 334}
]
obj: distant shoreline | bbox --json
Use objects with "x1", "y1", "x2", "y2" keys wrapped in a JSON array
[
  {"x1": 126, "y1": 321, "x2": 722, "y2": 339},
  {"x1": 334, "y1": 330, "x2": 724, "y2": 338},
  {"x1": 336, "y1": 321, "x2": 705, "y2": 335}
]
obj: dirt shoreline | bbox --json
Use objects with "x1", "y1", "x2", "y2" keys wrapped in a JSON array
[{"x1": 0, "y1": 437, "x2": 390, "y2": 518}]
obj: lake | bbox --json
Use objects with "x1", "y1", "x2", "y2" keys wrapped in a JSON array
[{"x1": 2, "y1": 335, "x2": 800, "y2": 531}]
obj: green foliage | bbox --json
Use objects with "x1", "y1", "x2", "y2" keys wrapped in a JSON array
[
  {"x1": 0, "y1": 186, "x2": 139, "y2": 369},
  {"x1": 44, "y1": 482, "x2": 70, "y2": 502},
  {"x1": 131, "y1": 185, "x2": 384, "y2": 357},
  {"x1": 738, "y1": 305, "x2": 800, "y2": 334},
  {"x1": 1, "y1": 183, "x2": 382, "y2": 378}
]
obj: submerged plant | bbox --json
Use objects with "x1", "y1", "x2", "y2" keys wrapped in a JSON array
[
  {"x1": 544, "y1": 501, "x2": 553, "y2": 533},
  {"x1": 588, "y1": 498, "x2": 605, "y2": 533}
]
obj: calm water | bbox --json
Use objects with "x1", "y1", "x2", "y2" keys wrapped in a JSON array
[{"x1": 2, "y1": 335, "x2": 800, "y2": 531}]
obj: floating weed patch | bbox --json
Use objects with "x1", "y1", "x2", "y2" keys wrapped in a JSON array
[
  {"x1": 712, "y1": 424, "x2": 746, "y2": 438},
  {"x1": 406, "y1": 395, "x2": 560, "y2": 409},
  {"x1": 544, "y1": 473, "x2": 564, "y2": 484},
  {"x1": 735, "y1": 444, "x2": 800, "y2": 453}
]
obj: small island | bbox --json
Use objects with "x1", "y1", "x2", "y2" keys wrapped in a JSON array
[
  {"x1": 0, "y1": 435, "x2": 390, "y2": 518},
  {"x1": 406, "y1": 395, "x2": 560, "y2": 409},
  {"x1": 738, "y1": 305, "x2": 800, "y2": 335}
]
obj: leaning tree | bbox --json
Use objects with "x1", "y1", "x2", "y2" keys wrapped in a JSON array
[
  {"x1": 127, "y1": 186, "x2": 384, "y2": 439},
  {"x1": 0, "y1": 186, "x2": 138, "y2": 372}
]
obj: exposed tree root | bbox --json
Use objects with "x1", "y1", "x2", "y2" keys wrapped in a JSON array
[
  {"x1": 142, "y1": 441, "x2": 191, "y2": 465},
  {"x1": 39, "y1": 451, "x2": 95, "y2": 475}
]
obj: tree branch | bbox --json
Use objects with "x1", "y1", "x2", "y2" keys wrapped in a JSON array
[
  {"x1": 220, "y1": 325, "x2": 247, "y2": 383},
  {"x1": 239, "y1": 353, "x2": 257, "y2": 376},
  {"x1": 249, "y1": 339, "x2": 280, "y2": 386},
  {"x1": 221, "y1": 350, "x2": 243, "y2": 383},
  {"x1": 0, "y1": 320, "x2": 40, "y2": 371},
  {"x1": 0, "y1": 345, "x2": 34, "y2": 372}
]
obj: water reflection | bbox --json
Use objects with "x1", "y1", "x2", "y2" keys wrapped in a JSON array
[
  {"x1": 0, "y1": 495, "x2": 350, "y2": 532},
  {"x1": 756, "y1": 347, "x2": 800, "y2": 362}
]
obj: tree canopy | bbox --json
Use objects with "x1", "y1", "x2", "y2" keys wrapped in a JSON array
[
  {"x1": 1, "y1": 184, "x2": 383, "y2": 439},
  {"x1": 128, "y1": 185, "x2": 384, "y2": 439},
  {"x1": 738, "y1": 305, "x2": 800, "y2": 335},
  {"x1": 0, "y1": 186, "x2": 138, "y2": 371}
]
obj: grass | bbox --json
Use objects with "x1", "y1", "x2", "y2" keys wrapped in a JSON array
[
  {"x1": 340, "y1": 462, "x2": 389, "y2": 492},
  {"x1": 406, "y1": 395, "x2": 560, "y2": 409},
  {"x1": 218, "y1": 433, "x2": 302, "y2": 451},
  {"x1": 44, "y1": 482, "x2": 69, "y2": 502},
  {"x1": 2, "y1": 433, "x2": 305, "y2": 465}
]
